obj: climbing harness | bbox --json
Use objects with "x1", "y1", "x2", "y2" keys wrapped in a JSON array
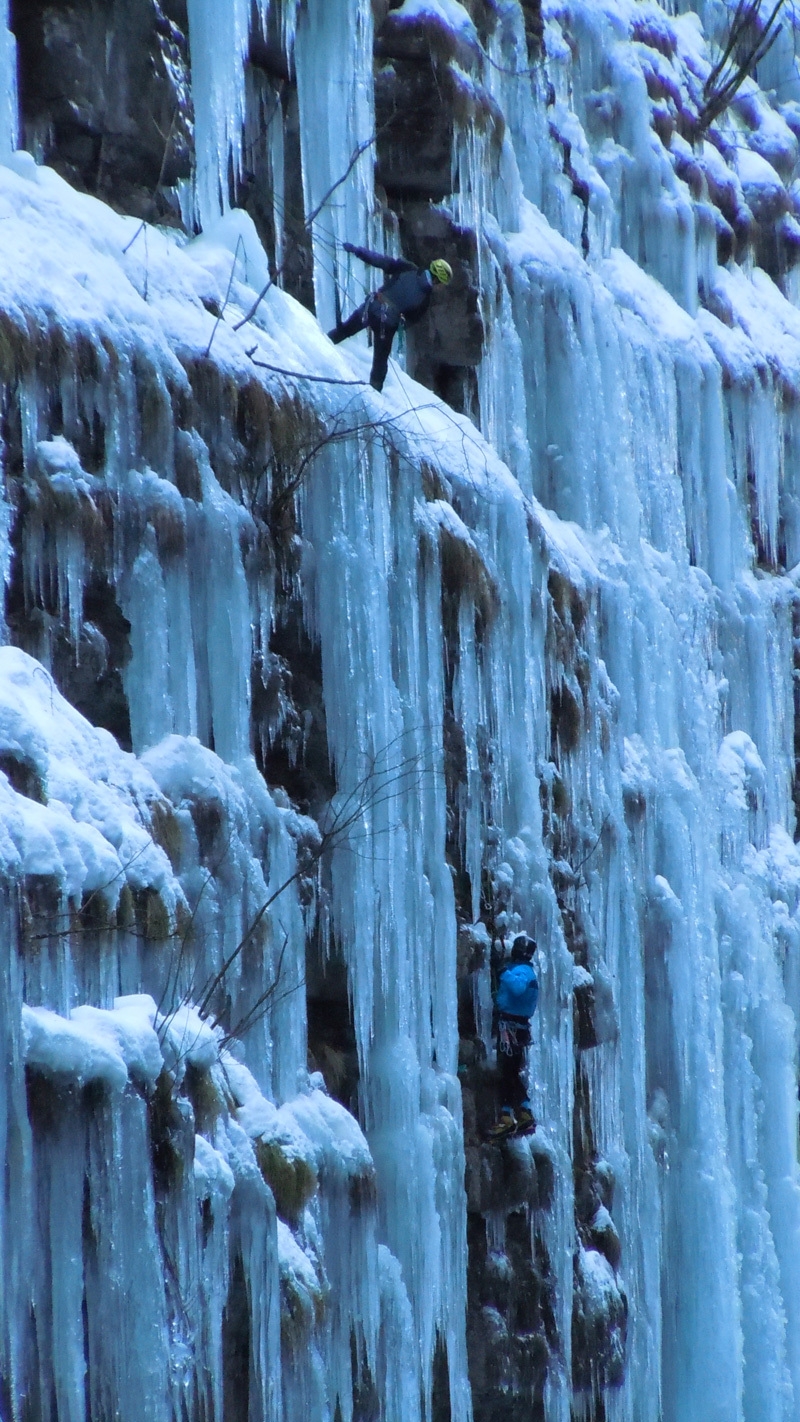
[{"x1": 497, "y1": 1016, "x2": 532, "y2": 1055}]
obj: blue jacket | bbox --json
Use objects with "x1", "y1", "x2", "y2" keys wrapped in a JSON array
[
  {"x1": 345, "y1": 243, "x2": 434, "y2": 325},
  {"x1": 495, "y1": 961, "x2": 539, "y2": 1019}
]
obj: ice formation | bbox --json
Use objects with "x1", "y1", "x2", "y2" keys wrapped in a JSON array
[{"x1": 2, "y1": 0, "x2": 800, "y2": 1419}]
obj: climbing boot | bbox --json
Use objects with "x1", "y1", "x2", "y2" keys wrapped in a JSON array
[
  {"x1": 515, "y1": 1106, "x2": 537, "y2": 1136},
  {"x1": 487, "y1": 1110, "x2": 517, "y2": 1142}
]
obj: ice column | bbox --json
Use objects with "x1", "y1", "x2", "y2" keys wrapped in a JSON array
[
  {"x1": 294, "y1": 0, "x2": 377, "y2": 330},
  {"x1": 299, "y1": 422, "x2": 470, "y2": 1420},
  {"x1": 186, "y1": 0, "x2": 269, "y2": 229},
  {"x1": 0, "y1": 0, "x2": 16, "y2": 163}
]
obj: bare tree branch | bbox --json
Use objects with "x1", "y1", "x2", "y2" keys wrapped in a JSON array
[
  {"x1": 205, "y1": 235, "x2": 244, "y2": 358},
  {"x1": 194, "y1": 741, "x2": 431, "y2": 1021},
  {"x1": 233, "y1": 133, "x2": 380, "y2": 331},
  {"x1": 698, "y1": 0, "x2": 786, "y2": 133}
]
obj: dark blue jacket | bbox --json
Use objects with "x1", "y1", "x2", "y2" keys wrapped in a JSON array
[
  {"x1": 495, "y1": 961, "x2": 539, "y2": 1020},
  {"x1": 345, "y1": 243, "x2": 434, "y2": 325}
]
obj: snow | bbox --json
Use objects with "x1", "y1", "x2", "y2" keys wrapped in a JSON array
[
  {"x1": 392, "y1": 0, "x2": 478, "y2": 40},
  {"x1": 159, "y1": 1003, "x2": 221, "y2": 1077},
  {"x1": 21, "y1": 995, "x2": 162, "y2": 1090},
  {"x1": 0, "y1": 646, "x2": 176, "y2": 904},
  {"x1": 736, "y1": 147, "x2": 786, "y2": 202},
  {"x1": 578, "y1": 1245, "x2": 620, "y2": 1313},
  {"x1": 718, "y1": 730, "x2": 767, "y2": 816},
  {"x1": 22, "y1": 1003, "x2": 130, "y2": 1090}
]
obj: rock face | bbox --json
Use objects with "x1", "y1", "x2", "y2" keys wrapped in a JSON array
[{"x1": 10, "y1": 0, "x2": 193, "y2": 223}]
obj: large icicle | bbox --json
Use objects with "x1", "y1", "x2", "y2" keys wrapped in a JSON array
[
  {"x1": 185, "y1": 0, "x2": 269, "y2": 229},
  {"x1": 294, "y1": 0, "x2": 377, "y2": 329},
  {"x1": 0, "y1": 0, "x2": 16, "y2": 163}
]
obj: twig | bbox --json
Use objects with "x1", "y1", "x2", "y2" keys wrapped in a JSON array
[
  {"x1": 155, "y1": 105, "x2": 180, "y2": 195},
  {"x1": 698, "y1": 0, "x2": 786, "y2": 133},
  {"x1": 154, "y1": 824, "x2": 237, "y2": 1022},
  {"x1": 218, "y1": 932, "x2": 293, "y2": 1045},
  {"x1": 122, "y1": 221, "x2": 147, "y2": 256},
  {"x1": 195, "y1": 742, "x2": 427, "y2": 1018},
  {"x1": 205, "y1": 235, "x2": 244, "y2": 358},
  {"x1": 573, "y1": 814, "x2": 610, "y2": 880},
  {"x1": 233, "y1": 132, "x2": 380, "y2": 331},
  {"x1": 247, "y1": 355, "x2": 369, "y2": 386}
]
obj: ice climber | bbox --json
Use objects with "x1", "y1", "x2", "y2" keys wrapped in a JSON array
[
  {"x1": 328, "y1": 241, "x2": 453, "y2": 392},
  {"x1": 488, "y1": 934, "x2": 539, "y2": 1141}
]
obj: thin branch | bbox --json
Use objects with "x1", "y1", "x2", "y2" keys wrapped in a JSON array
[
  {"x1": 247, "y1": 356, "x2": 369, "y2": 386},
  {"x1": 233, "y1": 132, "x2": 380, "y2": 331},
  {"x1": 205, "y1": 235, "x2": 244, "y2": 358},
  {"x1": 222, "y1": 974, "x2": 305, "y2": 1047},
  {"x1": 573, "y1": 814, "x2": 610, "y2": 880},
  {"x1": 218, "y1": 931, "x2": 293, "y2": 1045},
  {"x1": 698, "y1": 0, "x2": 786, "y2": 133},
  {"x1": 122, "y1": 221, "x2": 147, "y2": 256},
  {"x1": 154, "y1": 105, "x2": 180, "y2": 195},
  {"x1": 154, "y1": 824, "x2": 237, "y2": 1021},
  {"x1": 195, "y1": 742, "x2": 427, "y2": 1018}
]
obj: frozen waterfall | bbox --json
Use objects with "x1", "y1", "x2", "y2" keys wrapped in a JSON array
[{"x1": 2, "y1": 0, "x2": 800, "y2": 1419}]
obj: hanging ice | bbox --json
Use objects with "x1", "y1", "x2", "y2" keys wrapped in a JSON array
[{"x1": 3, "y1": 0, "x2": 800, "y2": 1419}]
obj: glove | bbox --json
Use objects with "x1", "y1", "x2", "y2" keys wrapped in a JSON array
[{"x1": 342, "y1": 241, "x2": 357, "y2": 254}]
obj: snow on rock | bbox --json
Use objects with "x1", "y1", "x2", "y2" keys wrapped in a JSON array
[
  {"x1": 22, "y1": 1003, "x2": 130, "y2": 1090},
  {"x1": 287, "y1": 1084, "x2": 375, "y2": 1183},
  {"x1": 277, "y1": 1216, "x2": 325, "y2": 1334},
  {"x1": 391, "y1": 0, "x2": 477, "y2": 34},
  {"x1": 736, "y1": 148, "x2": 787, "y2": 216},
  {"x1": 718, "y1": 730, "x2": 768, "y2": 817},
  {"x1": 159, "y1": 1002, "x2": 221, "y2": 1078},
  {"x1": 0, "y1": 645, "x2": 176, "y2": 905}
]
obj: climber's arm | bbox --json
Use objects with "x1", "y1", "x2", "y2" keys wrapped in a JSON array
[{"x1": 343, "y1": 242, "x2": 416, "y2": 275}]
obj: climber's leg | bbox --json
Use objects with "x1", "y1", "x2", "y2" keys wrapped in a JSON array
[
  {"x1": 328, "y1": 303, "x2": 368, "y2": 344},
  {"x1": 368, "y1": 316, "x2": 398, "y2": 391}
]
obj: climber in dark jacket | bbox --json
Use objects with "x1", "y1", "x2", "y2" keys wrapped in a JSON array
[
  {"x1": 488, "y1": 934, "x2": 539, "y2": 1141},
  {"x1": 328, "y1": 242, "x2": 453, "y2": 392}
]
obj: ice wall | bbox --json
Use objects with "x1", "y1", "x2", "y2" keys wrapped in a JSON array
[
  {"x1": 0, "y1": 2, "x2": 13, "y2": 159},
  {"x1": 3, "y1": 0, "x2": 800, "y2": 1420}
]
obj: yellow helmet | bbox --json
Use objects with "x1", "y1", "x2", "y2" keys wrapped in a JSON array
[{"x1": 429, "y1": 258, "x2": 453, "y2": 285}]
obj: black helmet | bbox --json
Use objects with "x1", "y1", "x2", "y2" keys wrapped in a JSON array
[{"x1": 510, "y1": 934, "x2": 536, "y2": 962}]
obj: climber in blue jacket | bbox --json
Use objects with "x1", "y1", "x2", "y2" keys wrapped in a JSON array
[
  {"x1": 328, "y1": 242, "x2": 453, "y2": 392},
  {"x1": 488, "y1": 934, "x2": 539, "y2": 1141}
]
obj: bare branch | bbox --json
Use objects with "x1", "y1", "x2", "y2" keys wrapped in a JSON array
[
  {"x1": 247, "y1": 355, "x2": 368, "y2": 387},
  {"x1": 194, "y1": 738, "x2": 431, "y2": 1020},
  {"x1": 698, "y1": 0, "x2": 786, "y2": 133},
  {"x1": 233, "y1": 133, "x2": 379, "y2": 331},
  {"x1": 205, "y1": 235, "x2": 244, "y2": 358}
]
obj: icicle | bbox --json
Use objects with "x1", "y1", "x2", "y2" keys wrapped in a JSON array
[
  {"x1": 185, "y1": 0, "x2": 270, "y2": 229},
  {"x1": 0, "y1": 0, "x2": 16, "y2": 164},
  {"x1": 294, "y1": 0, "x2": 377, "y2": 330}
]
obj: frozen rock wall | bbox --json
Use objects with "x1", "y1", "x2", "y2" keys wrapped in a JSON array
[{"x1": 2, "y1": 1, "x2": 800, "y2": 1421}]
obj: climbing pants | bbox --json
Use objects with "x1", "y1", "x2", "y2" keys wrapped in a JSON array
[
  {"x1": 328, "y1": 294, "x2": 400, "y2": 392},
  {"x1": 496, "y1": 1015, "x2": 531, "y2": 1114}
]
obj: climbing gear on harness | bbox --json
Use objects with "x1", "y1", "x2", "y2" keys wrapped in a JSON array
[{"x1": 497, "y1": 1016, "x2": 532, "y2": 1054}]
